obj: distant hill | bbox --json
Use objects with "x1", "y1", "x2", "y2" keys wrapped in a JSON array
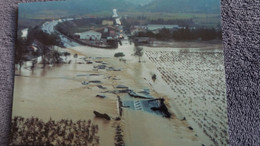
[
  {"x1": 138, "y1": 0, "x2": 221, "y2": 13},
  {"x1": 19, "y1": 0, "x2": 135, "y2": 18},
  {"x1": 18, "y1": 0, "x2": 221, "y2": 19},
  {"x1": 125, "y1": 0, "x2": 154, "y2": 6}
]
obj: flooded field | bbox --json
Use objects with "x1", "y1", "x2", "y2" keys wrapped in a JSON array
[{"x1": 12, "y1": 40, "x2": 228, "y2": 146}]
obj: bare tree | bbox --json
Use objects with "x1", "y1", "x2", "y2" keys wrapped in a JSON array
[
  {"x1": 134, "y1": 46, "x2": 143, "y2": 63},
  {"x1": 15, "y1": 36, "x2": 27, "y2": 71},
  {"x1": 46, "y1": 48, "x2": 62, "y2": 64},
  {"x1": 37, "y1": 33, "x2": 60, "y2": 67},
  {"x1": 29, "y1": 26, "x2": 61, "y2": 67},
  {"x1": 114, "y1": 52, "x2": 125, "y2": 58}
]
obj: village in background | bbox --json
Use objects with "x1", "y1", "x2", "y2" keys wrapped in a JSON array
[
  {"x1": 11, "y1": 0, "x2": 228, "y2": 146},
  {"x1": 16, "y1": 6, "x2": 222, "y2": 66}
]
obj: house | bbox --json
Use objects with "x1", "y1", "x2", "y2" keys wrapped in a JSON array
[
  {"x1": 102, "y1": 20, "x2": 114, "y2": 26},
  {"x1": 130, "y1": 25, "x2": 147, "y2": 35},
  {"x1": 76, "y1": 30, "x2": 102, "y2": 40},
  {"x1": 134, "y1": 37, "x2": 150, "y2": 44},
  {"x1": 115, "y1": 18, "x2": 121, "y2": 25},
  {"x1": 147, "y1": 24, "x2": 181, "y2": 32},
  {"x1": 96, "y1": 26, "x2": 118, "y2": 39}
]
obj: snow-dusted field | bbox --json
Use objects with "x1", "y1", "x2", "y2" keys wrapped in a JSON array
[{"x1": 145, "y1": 48, "x2": 228, "y2": 145}]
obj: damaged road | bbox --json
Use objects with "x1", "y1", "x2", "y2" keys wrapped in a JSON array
[
  {"x1": 128, "y1": 89, "x2": 154, "y2": 99},
  {"x1": 122, "y1": 97, "x2": 171, "y2": 118}
]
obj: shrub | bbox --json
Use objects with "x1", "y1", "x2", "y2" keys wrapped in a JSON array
[{"x1": 114, "y1": 52, "x2": 125, "y2": 57}]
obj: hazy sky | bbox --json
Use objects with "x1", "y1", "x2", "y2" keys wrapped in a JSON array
[{"x1": 19, "y1": 0, "x2": 220, "y2": 19}]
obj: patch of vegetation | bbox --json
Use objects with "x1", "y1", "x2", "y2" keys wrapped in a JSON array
[
  {"x1": 134, "y1": 46, "x2": 143, "y2": 63},
  {"x1": 10, "y1": 116, "x2": 99, "y2": 145},
  {"x1": 134, "y1": 27, "x2": 222, "y2": 41},
  {"x1": 15, "y1": 26, "x2": 62, "y2": 70},
  {"x1": 114, "y1": 52, "x2": 125, "y2": 57}
]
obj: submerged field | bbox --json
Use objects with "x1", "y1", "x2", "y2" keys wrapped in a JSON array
[{"x1": 12, "y1": 40, "x2": 228, "y2": 146}]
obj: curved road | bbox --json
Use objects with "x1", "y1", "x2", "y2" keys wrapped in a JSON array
[{"x1": 41, "y1": 18, "x2": 79, "y2": 48}]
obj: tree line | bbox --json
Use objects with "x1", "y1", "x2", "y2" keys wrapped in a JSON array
[
  {"x1": 15, "y1": 26, "x2": 62, "y2": 70},
  {"x1": 121, "y1": 17, "x2": 194, "y2": 34},
  {"x1": 135, "y1": 27, "x2": 222, "y2": 41},
  {"x1": 150, "y1": 18, "x2": 194, "y2": 26}
]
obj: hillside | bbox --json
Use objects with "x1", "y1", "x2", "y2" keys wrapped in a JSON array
[
  {"x1": 125, "y1": 0, "x2": 154, "y2": 6},
  {"x1": 18, "y1": 0, "x2": 221, "y2": 19},
  {"x1": 18, "y1": 0, "x2": 135, "y2": 19},
  {"x1": 138, "y1": 0, "x2": 221, "y2": 13}
]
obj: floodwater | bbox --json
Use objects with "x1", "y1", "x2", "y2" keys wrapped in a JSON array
[{"x1": 13, "y1": 39, "x2": 228, "y2": 145}]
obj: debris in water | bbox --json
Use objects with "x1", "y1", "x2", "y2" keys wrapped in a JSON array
[
  {"x1": 96, "y1": 95, "x2": 106, "y2": 98},
  {"x1": 112, "y1": 78, "x2": 120, "y2": 80},
  {"x1": 150, "y1": 98, "x2": 171, "y2": 118},
  {"x1": 117, "y1": 89, "x2": 130, "y2": 93},
  {"x1": 95, "y1": 61, "x2": 103, "y2": 63},
  {"x1": 128, "y1": 90, "x2": 153, "y2": 99},
  {"x1": 93, "y1": 111, "x2": 111, "y2": 120},
  {"x1": 114, "y1": 117, "x2": 121, "y2": 121},
  {"x1": 122, "y1": 98, "x2": 171, "y2": 118},
  {"x1": 77, "y1": 61, "x2": 85, "y2": 64},
  {"x1": 89, "y1": 80, "x2": 102, "y2": 84},
  {"x1": 116, "y1": 85, "x2": 128, "y2": 89},
  {"x1": 77, "y1": 74, "x2": 88, "y2": 77},
  {"x1": 97, "y1": 85, "x2": 107, "y2": 89},
  {"x1": 138, "y1": 89, "x2": 150, "y2": 95},
  {"x1": 89, "y1": 74, "x2": 101, "y2": 76},
  {"x1": 152, "y1": 74, "x2": 157, "y2": 82},
  {"x1": 117, "y1": 96, "x2": 123, "y2": 116},
  {"x1": 107, "y1": 67, "x2": 122, "y2": 71},
  {"x1": 81, "y1": 81, "x2": 89, "y2": 85},
  {"x1": 94, "y1": 65, "x2": 106, "y2": 69},
  {"x1": 188, "y1": 126, "x2": 193, "y2": 130}
]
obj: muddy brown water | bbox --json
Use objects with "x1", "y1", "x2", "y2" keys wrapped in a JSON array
[{"x1": 12, "y1": 40, "x2": 228, "y2": 146}]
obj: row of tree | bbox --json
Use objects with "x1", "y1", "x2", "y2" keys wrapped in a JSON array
[
  {"x1": 150, "y1": 18, "x2": 194, "y2": 26},
  {"x1": 121, "y1": 17, "x2": 194, "y2": 34},
  {"x1": 135, "y1": 27, "x2": 222, "y2": 41}
]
